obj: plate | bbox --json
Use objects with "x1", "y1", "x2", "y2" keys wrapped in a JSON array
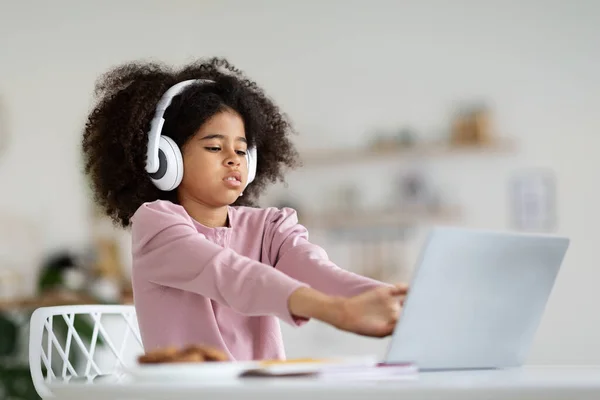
[
  {"x1": 126, "y1": 356, "x2": 379, "y2": 381},
  {"x1": 126, "y1": 361, "x2": 260, "y2": 382}
]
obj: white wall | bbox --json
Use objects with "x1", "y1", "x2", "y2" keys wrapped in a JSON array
[{"x1": 0, "y1": 0, "x2": 598, "y2": 364}]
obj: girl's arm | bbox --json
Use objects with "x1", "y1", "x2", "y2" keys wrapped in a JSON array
[
  {"x1": 131, "y1": 201, "x2": 341, "y2": 326},
  {"x1": 264, "y1": 208, "x2": 390, "y2": 298}
]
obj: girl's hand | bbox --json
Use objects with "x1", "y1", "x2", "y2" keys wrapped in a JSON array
[{"x1": 333, "y1": 283, "x2": 408, "y2": 338}]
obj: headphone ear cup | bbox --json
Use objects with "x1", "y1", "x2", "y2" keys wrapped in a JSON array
[
  {"x1": 149, "y1": 136, "x2": 183, "y2": 191},
  {"x1": 245, "y1": 146, "x2": 257, "y2": 188}
]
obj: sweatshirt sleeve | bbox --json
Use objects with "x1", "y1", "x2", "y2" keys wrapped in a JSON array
[
  {"x1": 264, "y1": 207, "x2": 389, "y2": 298},
  {"x1": 130, "y1": 201, "x2": 309, "y2": 326}
]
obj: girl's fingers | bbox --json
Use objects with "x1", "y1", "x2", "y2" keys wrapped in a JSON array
[{"x1": 389, "y1": 282, "x2": 409, "y2": 296}]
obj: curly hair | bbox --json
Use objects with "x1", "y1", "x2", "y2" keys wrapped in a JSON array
[{"x1": 82, "y1": 57, "x2": 300, "y2": 228}]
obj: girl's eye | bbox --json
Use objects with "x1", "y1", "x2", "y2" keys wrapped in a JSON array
[
  {"x1": 205, "y1": 147, "x2": 221, "y2": 152},
  {"x1": 236, "y1": 150, "x2": 247, "y2": 156}
]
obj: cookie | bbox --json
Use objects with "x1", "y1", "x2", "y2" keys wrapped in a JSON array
[
  {"x1": 199, "y1": 346, "x2": 228, "y2": 362},
  {"x1": 175, "y1": 351, "x2": 205, "y2": 363},
  {"x1": 137, "y1": 346, "x2": 179, "y2": 364},
  {"x1": 138, "y1": 344, "x2": 228, "y2": 364}
]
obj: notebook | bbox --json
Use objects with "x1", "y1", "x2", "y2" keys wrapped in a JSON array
[{"x1": 240, "y1": 358, "x2": 418, "y2": 380}]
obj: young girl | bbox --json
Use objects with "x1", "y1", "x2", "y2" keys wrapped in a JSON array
[{"x1": 82, "y1": 57, "x2": 408, "y2": 361}]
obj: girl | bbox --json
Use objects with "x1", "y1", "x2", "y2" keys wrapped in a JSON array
[{"x1": 82, "y1": 57, "x2": 408, "y2": 361}]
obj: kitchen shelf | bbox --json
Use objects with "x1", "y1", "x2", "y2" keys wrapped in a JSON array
[
  {"x1": 0, "y1": 290, "x2": 132, "y2": 312},
  {"x1": 299, "y1": 138, "x2": 516, "y2": 166},
  {"x1": 299, "y1": 205, "x2": 461, "y2": 230}
]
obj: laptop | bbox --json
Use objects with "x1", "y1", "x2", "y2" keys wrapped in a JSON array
[{"x1": 384, "y1": 226, "x2": 569, "y2": 370}]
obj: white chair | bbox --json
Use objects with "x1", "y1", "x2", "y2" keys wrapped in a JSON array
[{"x1": 28, "y1": 304, "x2": 144, "y2": 398}]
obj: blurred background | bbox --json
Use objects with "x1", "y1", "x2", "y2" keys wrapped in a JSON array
[{"x1": 0, "y1": 0, "x2": 598, "y2": 395}]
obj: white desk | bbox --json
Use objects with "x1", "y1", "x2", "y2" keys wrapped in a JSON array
[{"x1": 49, "y1": 366, "x2": 600, "y2": 400}]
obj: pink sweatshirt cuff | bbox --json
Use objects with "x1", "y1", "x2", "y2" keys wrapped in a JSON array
[{"x1": 265, "y1": 278, "x2": 310, "y2": 327}]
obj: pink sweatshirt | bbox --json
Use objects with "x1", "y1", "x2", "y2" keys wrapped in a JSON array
[{"x1": 130, "y1": 200, "x2": 384, "y2": 361}]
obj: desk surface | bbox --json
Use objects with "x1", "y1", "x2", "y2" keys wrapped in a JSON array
[{"x1": 49, "y1": 366, "x2": 600, "y2": 400}]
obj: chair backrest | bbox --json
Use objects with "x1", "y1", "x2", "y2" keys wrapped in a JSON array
[{"x1": 28, "y1": 304, "x2": 144, "y2": 398}]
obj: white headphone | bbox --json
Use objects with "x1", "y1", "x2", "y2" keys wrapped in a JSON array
[{"x1": 145, "y1": 79, "x2": 258, "y2": 192}]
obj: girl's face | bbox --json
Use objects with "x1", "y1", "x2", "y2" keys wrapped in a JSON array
[{"x1": 178, "y1": 110, "x2": 249, "y2": 207}]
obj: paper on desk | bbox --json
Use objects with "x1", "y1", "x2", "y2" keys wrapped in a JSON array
[{"x1": 241, "y1": 359, "x2": 418, "y2": 381}]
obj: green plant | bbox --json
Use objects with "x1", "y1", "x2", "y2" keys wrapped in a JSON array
[
  {"x1": 0, "y1": 309, "x2": 103, "y2": 400},
  {"x1": 0, "y1": 364, "x2": 38, "y2": 400},
  {"x1": 0, "y1": 311, "x2": 38, "y2": 400}
]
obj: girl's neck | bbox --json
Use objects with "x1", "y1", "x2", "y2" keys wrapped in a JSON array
[{"x1": 179, "y1": 198, "x2": 229, "y2": 228}]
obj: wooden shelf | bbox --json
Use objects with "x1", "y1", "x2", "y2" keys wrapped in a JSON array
[
  {"x1": 300, "y1": 205, "x2": 461, "y2": 230},
  {"x1": 299, "y1": 139, "x2": 516, "y2": 166},
  {"x1": 0, "y1": 291, "x2": 132, "y2": 312}
]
